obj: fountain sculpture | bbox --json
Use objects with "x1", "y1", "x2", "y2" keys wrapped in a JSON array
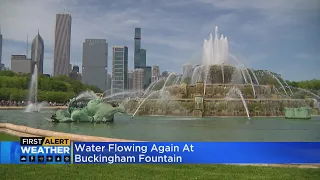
[{"x1": 50, "y1": 92, "x2": 126, "y2": 123}]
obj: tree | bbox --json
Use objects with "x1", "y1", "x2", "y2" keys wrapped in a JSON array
[{"x1": 0, "y1": 70, "x2": 102, "y2": 102}]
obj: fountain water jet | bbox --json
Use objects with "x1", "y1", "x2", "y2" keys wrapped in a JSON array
[
  {"x1": 76, "y1": 91, "x2": 99, "y2": 100},
  {"x1": 143, "y1": 79, "x2": 160, "y2": 97},
  {"x1": 103, "y1": 90, "x2": 142, "y2": 100},
  {"x1": 191, "y1": 66, "x2": 202, "y2": 85},
  {"x1": 226, "y1": 87, "x2": 250, "y2": 119},
  {"x1": 103, "y1": 88, "x2": 122, "y2": 97},
  {"x1": 25, "y1": 65, "x2": 47, "y2": 112},
  {"x1": 249, "y1": 68, "x2": 260, "y2": 85},
  {"x1": 229, "y1": 54, "x2": 256, "y2": 98},
  {"x1": 203, "y1": 66, "x2": 210, "y2": 95},
  {"x1": 281, "y1": 79, "x2": 294, "y2": 96},
  {"x1": 173, "y1": 75, "x2": 181, "y2": 85},
  {"x1": 264, "y1": 70, "x2": 288, "y2": 97},
  {"x1": 161, "y1": 73, "x2": 175, "y2": 96},
  {"x1": 132, "y1": 90, "x2": 160, "y2": 118},
  {"x1": 294, "y1": 87, "x2": 320, "y2": 99},
  {"x1": 221, "y1": 64, "x2": 225, "y2": 84}
]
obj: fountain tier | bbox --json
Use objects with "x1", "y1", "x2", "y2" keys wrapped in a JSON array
[{"x1": 122, "y1": 82, "x2": 314, "y2": 117}]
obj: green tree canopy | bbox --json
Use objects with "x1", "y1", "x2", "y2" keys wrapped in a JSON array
[{"x1": 0, "y1": 70, "x2": 102, "y2": 102}]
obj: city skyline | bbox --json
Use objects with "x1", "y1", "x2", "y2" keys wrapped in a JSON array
[{"x1": 0, "y1": 0, "x2": 319, "y2": 81}]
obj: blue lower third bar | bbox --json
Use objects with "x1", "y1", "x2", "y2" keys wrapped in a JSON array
[
  {"x1": 72, "y1": 142, "x2": 320, "y2": 164},
  {"x1": 0, "y1": 142, "x2": 71, "y2": 164}
]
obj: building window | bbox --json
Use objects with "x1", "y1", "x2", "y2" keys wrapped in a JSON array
[{"x1": 114, "y1": 48, "x2": 123, "y2": 52}]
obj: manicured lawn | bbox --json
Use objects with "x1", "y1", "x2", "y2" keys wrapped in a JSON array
[
  {"x1": 0, "y1": 133, "x2": 319, "y2": 180},
  {"x1": 0, "y1": 132, "x2": 20, "y2": 141},
  {"x1": 0, "y1": 164, "x2": 319, "y2": 180}
]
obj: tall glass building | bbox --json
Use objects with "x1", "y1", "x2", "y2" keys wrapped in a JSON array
[
  {"x1": 134, "y1": 28, "x2": 141, "y2": 68},
  {"x1": 142, "y1": 66, "x2": 152, "y2": 89},
  {"x1": 112, "y1": 46, "x2": 128, "y2": 93},
  {"x1": 31, "y1": 31, "x2": 44, "y2": 74},
  {"x1": 136, "y1": 66, "x2": 152, "y2": 89},
  {"x1": 82, "y1": 39, "x2": 108, "y2": 91},
  {"x1": 53, "y1": 14, "x2": 72, "y2": 76},
  {"x1": 140, "y1": 49, "x2": 146, "y2": 67}
]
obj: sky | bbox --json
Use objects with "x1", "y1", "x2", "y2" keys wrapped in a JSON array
[{"x1": 0, "y1": 0, "x2": 319, "y2": 81}]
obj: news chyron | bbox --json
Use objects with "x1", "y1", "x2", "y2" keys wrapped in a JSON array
[{"x1": 20, "y1": 137, "x2": 71, "y2": 164}]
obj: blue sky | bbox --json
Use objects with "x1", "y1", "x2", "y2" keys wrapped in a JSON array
[{"x1": 0, "y1": 0, "x2": 319, "y2": 81}]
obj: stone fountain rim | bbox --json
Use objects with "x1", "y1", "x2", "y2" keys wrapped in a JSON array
[{"x1": 0, "y1": 123, "x2": 142, "y2": 142}]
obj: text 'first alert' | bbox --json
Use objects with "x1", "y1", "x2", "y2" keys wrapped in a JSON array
[{"x1": 20, "y1": 137, "x2": 71, "y2": 146}]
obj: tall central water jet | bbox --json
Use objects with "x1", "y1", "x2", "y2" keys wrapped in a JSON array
[
  {"x1": 29, "y1": 64, "x2": 38, "y2": 105},
  {"x1": 25, "y1": 65, "x2": 46, "y2": 112},
  {"x1": 201, "y1": 26, "x2": 230, "y2": 95},
  {"x1": 202, "y1": 26, "x2": 228, "y2": 66}
]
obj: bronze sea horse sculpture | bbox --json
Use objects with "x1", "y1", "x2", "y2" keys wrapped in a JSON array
[{"x1": 50, "y1": 96, "x2": 126, "y2": 123}]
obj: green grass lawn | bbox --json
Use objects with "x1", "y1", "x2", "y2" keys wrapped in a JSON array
[
  {"x1": 0, "y1": 132, "x2": 20, "y2": 141},
  {"x1": 0, "y1": 133, "x2": 319, "y2": 180},
  {"x1": 0, "y1": 164, "x2": 319, "y2": 180}
]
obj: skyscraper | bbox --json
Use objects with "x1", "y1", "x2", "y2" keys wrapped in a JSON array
[
  {"x1": 82, "y1": 39, "x2": 108, "y2": 91},
  {"x1": 106, "y1": 73, "x2": 112, "y2": 90},
  {"x1": 112, "y1": 46, "x2": 128, "y2": 93},
  {"x1": 31, "y1": 31, "x2": 44, "y2": 74},
  {"x1": 134, "y1": 28, "x2": 141, "y2": 68},
  {"x1": 11, "y1": 55, "x2": 33, "y2": 74},
  {"x1": 69, "y1": 65, "x2": 81, "y2": 81},
  {"x1": 152, "y1": 65, "x2": 160, "y2": 77},
  {"x1": 72, "y1": 65, "x2": 80, "y2": 73},
  {"x1": 140, "y1": 49, "x2": 146, "y2": 67},
  {"x1": 133, "y1": 68, "x2": 144, "y2": 92},
  {"x1": 136, "y1": 66, "x2": 152, "y2": 89},
  {"x1": 142, "y1": 66, "x2": 152, "y2": 89},
  {"x1": 128, "y1": 70, "x2": 133, "y2": 90},
  {"x1": 0, "y1": 27, "x2": 3, "y2": 70},
  {"x1": 53, "y1": 14, "x2": 72, "y2": 76},
  {"x1": 152, "y1": 65, "x2": 161, "y2": 82}
]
